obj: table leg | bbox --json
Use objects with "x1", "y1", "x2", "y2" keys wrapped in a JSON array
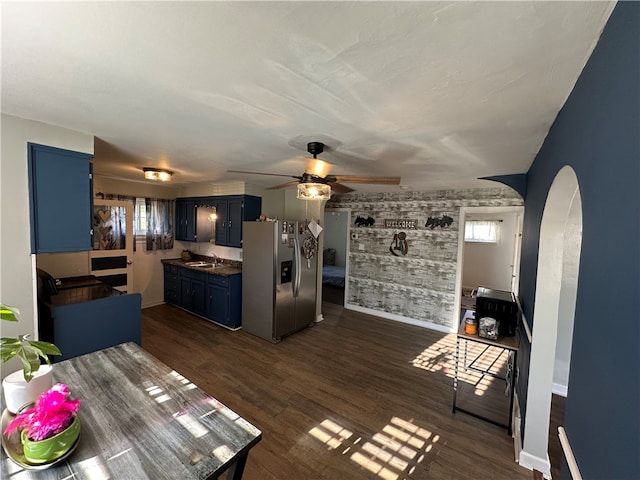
[
  {"x1": 452, "y1": 336, "x2": 460, "y2": 413},
  {"x1": 225, "y1": 452, "x2": 248, "y2": 480}
]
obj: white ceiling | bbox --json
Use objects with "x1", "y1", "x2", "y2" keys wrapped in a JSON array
[{"x1": 2, "y1": 1, "x2": 615, "y2": 192}]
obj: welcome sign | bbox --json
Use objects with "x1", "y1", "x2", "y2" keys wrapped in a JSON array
[{"x1": 383, "y1": 219, "x2": 418, "y2": 229}]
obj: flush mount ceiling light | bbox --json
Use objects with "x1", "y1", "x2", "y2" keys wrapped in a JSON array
[
  {"x1": 297, "y1": 182, "x2": 331, "y2": 201},
  {"x1": 143, "y1": 168, "x2": 173, "y2": 182}
]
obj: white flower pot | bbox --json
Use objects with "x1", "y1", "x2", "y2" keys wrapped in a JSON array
[{"x1": 2, "y1": 365, "x2": 53, "y2": 414}]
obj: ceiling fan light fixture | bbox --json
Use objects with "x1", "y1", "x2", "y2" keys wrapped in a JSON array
[
  {"x1": 297, "y1": 182, "x2": 331, "y2": 201},
  {"x1": 143, "y1": 167, "x2": 173, "y2": 181}
]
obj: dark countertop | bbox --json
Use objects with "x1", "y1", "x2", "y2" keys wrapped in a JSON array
[
  {"x1": 162, "y1": 258, "x2": 242, "y2": 277},
  {"x1": 56, "y1": 275, "x2": 104, "y2": 290},
  {"x1": 47, "y1": 276, "x2": 124, "y2": 307},
  {"x1": 49, "y1": 284, "x2": 124, "y2": 306}
]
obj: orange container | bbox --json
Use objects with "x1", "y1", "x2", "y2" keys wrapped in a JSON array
[{"x1": 464, "y1": 317, "x2": 478, "y2": 335}]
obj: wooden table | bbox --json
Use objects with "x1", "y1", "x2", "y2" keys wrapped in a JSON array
[{"x1": 1, "y1": 342, "x2": 262, "y2": 479}]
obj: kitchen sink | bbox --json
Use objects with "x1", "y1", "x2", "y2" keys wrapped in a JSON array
[{"x1": 185, "y1": 261, "x2": 215, "y2": 268}]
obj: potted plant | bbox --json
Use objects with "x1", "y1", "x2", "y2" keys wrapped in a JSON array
[
  {"x1": 4, "y1": 383, "x2": 81, "y2": 464},
  {"x1": 1, "y1": 303, "x2": 62, "y2": 413}
]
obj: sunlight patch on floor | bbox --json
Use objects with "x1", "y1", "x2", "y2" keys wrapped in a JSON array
[
  {"x1": 308, "y1": 416, "x2": 440, "y2": 480},
  {"x1": 309, "y1": 419, "x2": 353, "y2": 450},
  {"x1": 411, "y1": 335, "x2": 509, "y2": 396}
]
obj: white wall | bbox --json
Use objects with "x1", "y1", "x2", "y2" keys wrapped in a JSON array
[
  {"x1": 178, "y1": 181, "x2": 246, "y2": 198},
  {"x1": 94, "y1": 175, "x2": 180, "y2": 199},
  {"x1": 462, "y1": 211, "x2": 518, "y2": 291},
  {"x1": 0, "y1": 114, "x2": 94, "y2": 379},
  {"x1": 36, "y1": 252, "x2": 90, "y2": 278}
]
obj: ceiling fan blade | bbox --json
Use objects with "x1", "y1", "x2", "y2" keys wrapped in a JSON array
[
  {"x1": 266, "y1": 180, "x2": 301, "y2": 190},
  {"x1": 328, "y1": 182, "x2": 354, "y2": 194},
  {"x1": 227, "y1": 170, "x2": 301, "y2": 180},
  {"x1": 331, "y1": 175, "x2": 401, "y2": 185}
]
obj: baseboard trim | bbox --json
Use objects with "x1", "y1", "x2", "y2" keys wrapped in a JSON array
[
  {"x1": 552, "y1": 382, "x2": 568, "y2": 397},
  {"x1": 519, "y1": 451, "x2": 551, "y2": 479},
  {"x1": 344, "y1": 304, "x2": 455, "y2": 334},
  {"x1": 513, "y1": 393, "x2": 522, "y2": 463},
  {"x1": 142, "y1": 301, "x2": 165, "y2": 309}
]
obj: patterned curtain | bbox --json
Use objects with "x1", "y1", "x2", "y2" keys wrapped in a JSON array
[
  {"x1": 93, "y1": 205, "x2": 126, "y2": 250},
  {"x1": 145, "y1": 198, "x2": 175, "y2": 250},
  {"x1": 96, "y1": 193, "x2": 174, "y2": 251},
  {"x1": 96, "y1": 192, "x2": 136, "y2": 251}
]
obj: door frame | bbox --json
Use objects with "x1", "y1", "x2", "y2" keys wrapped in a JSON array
[
  {"x1": 90, "y1": 199, "x2": 134, "y2": 293},
  {"x1": 322, "y1": 207, "x2": 351, "y2": 307},
  {"x1": 454, "y1": 205, "x2": 524, "y2": 329}
]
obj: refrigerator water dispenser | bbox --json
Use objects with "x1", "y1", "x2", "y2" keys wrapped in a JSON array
[{"x1": 281, "y1": 260, "x2": 292, "y2": 284}]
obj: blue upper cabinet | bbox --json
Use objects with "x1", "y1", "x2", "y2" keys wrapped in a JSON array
[
  {"x1": 215, "y1": 195, "x2": 262, "y2": 248},
  {"x1": 175, "y1": 198, "x2": 198, "y2": 242},
  {"x1": 177, "y1": 195, "x2": 261, "y2": 247},
  {"x1": 28, "y1": 143, "x2": 94, "y2": 253}
]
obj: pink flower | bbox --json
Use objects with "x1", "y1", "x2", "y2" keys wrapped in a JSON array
[{"x1": 3, "y1": 383, "x2": 81, "y2": 441}]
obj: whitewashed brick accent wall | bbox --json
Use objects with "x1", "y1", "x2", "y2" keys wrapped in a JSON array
[{"x1": 326, "y1": 187, "x2": 523, "y2": 328}]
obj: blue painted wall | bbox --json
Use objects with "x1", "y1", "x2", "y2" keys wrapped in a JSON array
[{"x1": 518, "y1": 2, "x2": 639, "y2": 478}]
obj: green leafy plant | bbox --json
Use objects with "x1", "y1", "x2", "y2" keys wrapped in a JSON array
[{"x1": 1, "y1": 303, "x2": 61, "y2": 382}]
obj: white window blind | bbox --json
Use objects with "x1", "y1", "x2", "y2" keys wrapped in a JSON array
[
  {"x1": 464, "y1": 220, "x2": 499, "y2": 243},
  {"x1": 134, "y1": 197, "x2": 147, "y2": 237}
]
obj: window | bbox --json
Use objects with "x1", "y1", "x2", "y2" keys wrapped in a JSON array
[
  {"x1": 134, "y1": 197, "x2": 147, "y2": 238},
  {"x1": 465, "y1": 220, "x2": 499, "y2": 243}
]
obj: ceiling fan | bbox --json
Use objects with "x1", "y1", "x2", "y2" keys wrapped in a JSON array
[{"x1": 228, "y1": 141, "x2": 401, "y2": 198}]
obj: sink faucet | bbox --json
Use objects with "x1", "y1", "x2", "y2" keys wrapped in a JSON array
[{"x1": 210, "y1": 252, "x2": 221, "y2": 266}]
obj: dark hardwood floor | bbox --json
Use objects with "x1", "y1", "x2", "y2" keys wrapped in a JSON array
[
  {"x1": 142, "y1": 302, "x2": 533, "y2": 480},
  {"x1": 322, "y1": 285, "x2": 345, "y2": 305}
]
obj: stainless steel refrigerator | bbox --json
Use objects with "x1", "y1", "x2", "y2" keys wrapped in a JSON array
[{"x1": 242, "y1": 220, "x2": 317, "y2": 342}]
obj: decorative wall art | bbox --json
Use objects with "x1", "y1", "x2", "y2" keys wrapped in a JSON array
[
  {"x1": 389, "y1": 232, "x2": 409, "y2": 256},
  {"x1": 384, "y1": 219, "x2": 418, "y2": 229},
  {"x1": 425, "y1": 215, "x2": 454, "y2": 229},
  {"x1": 354, "y1": 216, "x2": 375, "y2": 227},
  {"x1": 302, "y1": 235, "x2": 318, "y2": 268}
]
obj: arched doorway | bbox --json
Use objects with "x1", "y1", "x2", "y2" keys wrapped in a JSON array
[{"x1": 520, "y1": 166, "x2": 583, "y2": 477}]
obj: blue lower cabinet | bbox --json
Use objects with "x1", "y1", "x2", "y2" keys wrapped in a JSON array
[
  {"x1": 163, "y1": 264, "x2": 179, "y2": 304},
  {"x1": 52, "y1": 294, "x2": 142, "y2": 362},
  {"x1": 207, "y1": 274, "x2": 242, "y2": 329},
  {"x1": 179, "y1": 269, "x2": 207, "y2": 317},
  {"x1": 163, "y1": 263, "x2": 241, "y2": 330}
]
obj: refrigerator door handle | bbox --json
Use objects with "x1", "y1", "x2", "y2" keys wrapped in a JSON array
[{"x1": 293, "y1": 235, "x2": 301, "y2": 297}]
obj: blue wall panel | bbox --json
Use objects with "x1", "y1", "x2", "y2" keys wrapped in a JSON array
[{"x1": 518, "y1": 3, "x2": 639, "y2": 478}]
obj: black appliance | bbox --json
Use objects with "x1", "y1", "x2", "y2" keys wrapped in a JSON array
[
  {"x1": 475, "y1": 287, "x2": 519, "y2": 337},
  {"x1": 35, "y1": 268, "x2": 125, "y2": 350}
]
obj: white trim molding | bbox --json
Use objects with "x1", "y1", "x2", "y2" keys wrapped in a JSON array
[
  {"x1": 552, "y1": 382, "x2": 568, "y2": 397},
  {"x1": 519, "y1": 450, "x2": 551, "y2": 479},
  {"x1": 558, "y1": 426, "x2": 583, "y2": 480},
  {"x1": 344, "y1": 304, "x2": 455, "y2": 334}
]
